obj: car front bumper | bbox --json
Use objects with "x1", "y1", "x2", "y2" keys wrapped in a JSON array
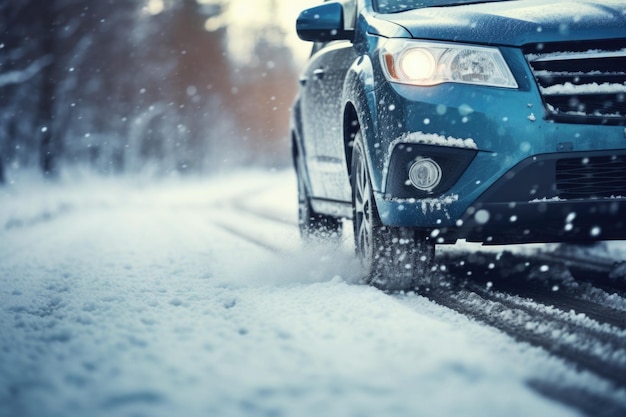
[
  {"x1": 370, "y1": 76, "x2": 626, "y2": 243},
  {"x1": 376, "y1": 149, "x2": 626, "y2": 243}
]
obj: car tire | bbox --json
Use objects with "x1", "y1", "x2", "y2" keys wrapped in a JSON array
[
  {"x1": 296, "y1": 154, "x2": 342, "y2": 240},
  {"x1": 351, "y1": 131, "x2": 434, "y2": 291}
]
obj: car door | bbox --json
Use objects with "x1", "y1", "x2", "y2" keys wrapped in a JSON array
[{"x1": 298, "y1": 1, "x2": 358, "y2": 203}]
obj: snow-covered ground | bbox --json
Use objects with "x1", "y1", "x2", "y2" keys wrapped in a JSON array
[{"x1": 0, "y1": 169, "x2": 617, "y2": 417}]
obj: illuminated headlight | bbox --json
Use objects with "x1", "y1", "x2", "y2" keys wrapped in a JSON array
[
  {"x1": 381, "y1": 39, "x2": 518, "y2": 88},
  {"x1": 409, "y1": 158, "x2": 442, "y2": 191}
]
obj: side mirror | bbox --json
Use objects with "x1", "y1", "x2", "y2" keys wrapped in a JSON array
[{"x1": 296, "y1": 2, "x2": 353, "y2": 42}]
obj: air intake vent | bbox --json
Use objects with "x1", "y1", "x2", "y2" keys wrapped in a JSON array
[
  {"x1": 524, "y1": 39, "x2": 626, "y2": 125},
  {"x1": 556, "y1": 155, "x2": 626, "y2": 199}
]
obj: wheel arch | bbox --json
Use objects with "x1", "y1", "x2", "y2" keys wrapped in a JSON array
[
  {"x1": 342, "y1": 54, "x2": 383, "y2": 193},
  {"x1": 291, "y1": 97, "x2": 314, "y2": 199},
  {"x1": 290, "y1": 97, "x2": 304, "y2": 164},
  {"x1": 291, "y1": 129, "x2": 299, "y2": 172},
  {"x1": 343, "y1": 102, "x2": 360, "y2": 178}
]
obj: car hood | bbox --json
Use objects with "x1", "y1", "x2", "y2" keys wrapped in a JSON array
[{"x1": 375, "y1": 0, "x2": 626, "y2": 46}]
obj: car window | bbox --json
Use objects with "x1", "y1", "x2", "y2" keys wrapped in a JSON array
[{"x1": 375, "y1": 0, "x2": 514, "y2": 13}]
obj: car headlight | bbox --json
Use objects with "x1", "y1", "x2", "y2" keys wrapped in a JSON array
[{"x1": 381, "y1": 39, "x2": 518, "y2": 88}]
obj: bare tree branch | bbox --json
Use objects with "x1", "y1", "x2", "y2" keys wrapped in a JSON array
[{"x1": 0, "y1": 56, "x2": 52, "y2": 88}]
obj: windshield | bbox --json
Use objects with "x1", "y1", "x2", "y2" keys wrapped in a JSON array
[{"x1": 375, "y1": 0, "x2": 514, "y2": 13}]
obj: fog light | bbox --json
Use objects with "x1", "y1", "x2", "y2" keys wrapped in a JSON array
[{"x1": 409, "y1": 158, "x2": 442, "y2": 191}]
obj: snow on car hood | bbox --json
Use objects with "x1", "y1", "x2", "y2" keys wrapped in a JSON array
[{"x1": 376, "y1": 0, "x2": 626, "y2": 46}]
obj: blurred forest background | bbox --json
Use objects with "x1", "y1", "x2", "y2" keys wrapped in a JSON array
[{"x1": 0, "y1": 0, "x2": 311, "y2": 183}]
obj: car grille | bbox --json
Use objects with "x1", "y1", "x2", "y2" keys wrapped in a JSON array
[
  {"x1": 556, "y1": 155, "x2": 626, "y2": 199},
  {"x1": 524, "y1": 39, "x2": 626, "y2": 125}
]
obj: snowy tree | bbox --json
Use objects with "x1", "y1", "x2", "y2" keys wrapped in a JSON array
[
  {"x1": 0, "y1": 0, "x2": 299, "y2": 181},
  {"x1": 0, "y1": 0, "x2": 53, "y2": 181},
  {"x1": 230, "y1": 18, "x2": 298, "y2": 166}
]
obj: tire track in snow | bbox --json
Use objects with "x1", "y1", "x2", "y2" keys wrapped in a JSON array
[
  {"x1": 208, "y1": 183, "x2": 300, "y2": 255},
  {"x1": 417, "y1": 282, "x2": 626, "y2": 415},
  {"x1": 429, "y1": 285, "x2": 626, "y2": 383},
  {"x1": 228, "y1": 197, "x2": 298, "y2": 228},
  {"x1": 432, "y1": 250, "x2": 626, "y2": 387},
  {"x1": 439, "y1": 250, "x2": 626, "y2": 329},
  {"x1": 211, "y1": 220, "x2": 286, "y2": 255},
  {"x1": 527, "y1": 379, "x2": 626, "y2": 417}
]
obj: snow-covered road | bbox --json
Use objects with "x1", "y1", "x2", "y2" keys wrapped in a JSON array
[{"x1": 1, "y1": 170, "x2": 624, "y2": 417}]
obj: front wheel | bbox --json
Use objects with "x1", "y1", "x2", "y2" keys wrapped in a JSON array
[{"x1": 351, "y1": 131, "x2": 434, "y2": 291}]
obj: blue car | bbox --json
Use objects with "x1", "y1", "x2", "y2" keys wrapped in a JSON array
[{"x1": 291, "y1": 0, "x2": 626, "y2": 290}]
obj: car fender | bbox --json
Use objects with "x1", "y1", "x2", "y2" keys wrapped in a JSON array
[{"x1": 342, "y1": 54, "x2": 386, "y2": 195}]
